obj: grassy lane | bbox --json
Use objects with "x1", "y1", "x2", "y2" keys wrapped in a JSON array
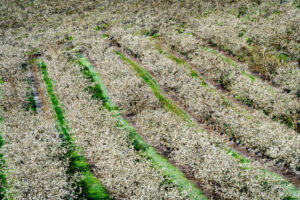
[
  {"x1": 0, "y1": 77, "x2": 9, "y2": 199},
  {"x1": 35, "y1": 59, "x2": 110, "y2": 200},
  {"x1": 77, "y1": 55, "x2": 208, "y2": 200},
  {"x1": 112, "y1": 51, "x2": 190, "y2": 122}
]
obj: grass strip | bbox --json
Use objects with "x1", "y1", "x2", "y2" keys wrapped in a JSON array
[
  {"x1": 114, "y1": 52, "x2": 300, "y2": 199},
  {"x1": 114, "y1": 51, "x2": 191, "y2": 122},
  {"x1": 0, "y1": 77, "x2": 11, "y2": 200},
  {"x1": 77, "y1": 55, "x2": 208, "y2": 200},
  {"x1": 34, "y1": 59, "x2": 110, "y2": 200},
  {"x1": 201, "y1": 46, "x2": 236, "y2": 67},
  {"x1": 242, "y1": 72, "x2": 255, "y2": 82},
  {"x1": 157, "y1": 47, "x2": 207, "y2": 87}
]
